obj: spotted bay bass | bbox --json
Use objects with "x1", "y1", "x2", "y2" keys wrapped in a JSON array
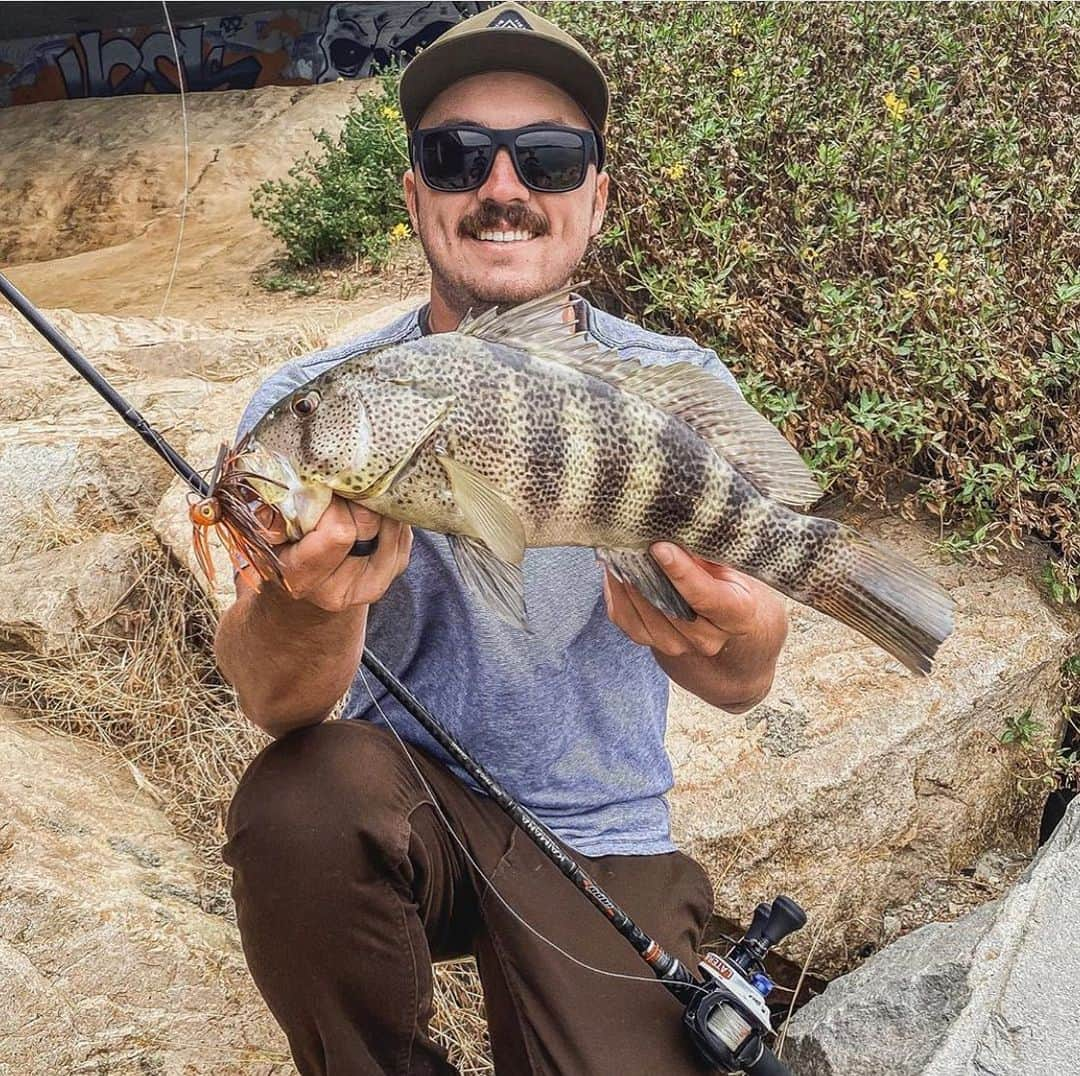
[{"x1": 210, "y1": 288, "x2": 954, "y2": 674}]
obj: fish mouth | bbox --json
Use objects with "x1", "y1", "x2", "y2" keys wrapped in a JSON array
[{"x1": 239, "y1": 442, "x2": 332, "y2": 541}]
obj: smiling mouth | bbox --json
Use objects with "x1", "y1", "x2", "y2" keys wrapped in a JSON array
[{"x1": 473, "y1": 229, "x2": 541, "y2": 243}]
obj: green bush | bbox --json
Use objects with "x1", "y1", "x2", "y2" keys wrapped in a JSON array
[
  {"x1": 254, "y1": 5, "x2": 1079, "y2": 596},
  {"x1": 545, "y1": 1, "x2": 1080, "y2": 596},
  {"x1": 250, "y1": 69, "x2": 410, "y2": 267}
]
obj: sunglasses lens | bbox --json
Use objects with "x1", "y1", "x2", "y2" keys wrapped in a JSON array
[
  {"x1": 514, "y1": 129, "x2": 588, "y2": 190},
  {"x1": 420, "y1": 128, "x2": 494, "y2": 190}
]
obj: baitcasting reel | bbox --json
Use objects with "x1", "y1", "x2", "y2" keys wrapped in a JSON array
[{"x1": 682, "y1": 895, "x2": 807, "y2": 1074}]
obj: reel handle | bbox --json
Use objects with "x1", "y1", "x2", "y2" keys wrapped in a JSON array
[
  {"x1": 742, "y1": 1041, "x2": 793, "y2": 1076},
  {"x1": 761, "y1": 895, "x2": 807, "y2": 949}
]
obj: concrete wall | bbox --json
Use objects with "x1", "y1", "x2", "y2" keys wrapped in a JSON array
[{"x1": 0, "y1": 3, "x2": 485, "y2": 107}]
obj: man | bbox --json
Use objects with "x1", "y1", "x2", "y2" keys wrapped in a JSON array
[{"x1": 218, "y1": 4, "x2": 789, "y2": 1074}]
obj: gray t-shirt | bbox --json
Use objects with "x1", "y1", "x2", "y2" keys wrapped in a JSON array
[{"x1": 236, "y1": 297, "x2": 741, "y2": 855}]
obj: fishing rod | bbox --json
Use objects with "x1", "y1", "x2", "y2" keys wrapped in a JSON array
[{"x1": 0, "y1": 269, "x2": 804, "y2": 1075}]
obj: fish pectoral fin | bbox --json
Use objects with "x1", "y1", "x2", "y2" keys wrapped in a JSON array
[
  {"x1": 438, "y1": 455, "x2": 526, "y2": 564},
  {"x1": 447, "y1": 533, "x2": 529, "y2": 631},
  {"x1": 596, "y1": 547, "x2": 696, "y2": 621}
]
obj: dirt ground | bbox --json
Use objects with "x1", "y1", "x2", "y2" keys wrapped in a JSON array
[{"x1": 0, "y1": 78, "x2": 428, "y2": 335}]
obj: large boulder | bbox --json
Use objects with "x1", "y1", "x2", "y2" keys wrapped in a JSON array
[
  {"x1": 0, "y1": 709, "x2": 293, "y2": 1074},
  {"x1": 668, "y1": 510, "x2": 1077, "y2": 978},
  {"x1": 0, "y1": 531, "x2": 144, "y2": 654},
  {"x1": 782, "y1": 797, "x2": 1080, "y2": 1075},
  {"x1": 0, "y1": 303, "x2": 296, "y2": 565}
]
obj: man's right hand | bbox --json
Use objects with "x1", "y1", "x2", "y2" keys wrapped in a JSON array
[
  {"x1": 216, "y1": 496, "x2": 413, "y2": 737},
  {"x1": 260, "y1": 497, "x2": 413, "y2": 613}
]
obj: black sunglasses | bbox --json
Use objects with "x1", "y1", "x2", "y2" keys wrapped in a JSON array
[{"x1": 410, "y1": 123, "x2": 603, "y2": 194}]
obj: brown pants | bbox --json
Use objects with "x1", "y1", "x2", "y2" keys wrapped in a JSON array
[{"x1": 224, "y1": 720, "x2": 716, "y2": 1076}]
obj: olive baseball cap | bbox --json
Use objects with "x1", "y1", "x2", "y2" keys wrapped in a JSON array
[{"x1": 398, "y1": 1, "x2": 609, "y2": 137}]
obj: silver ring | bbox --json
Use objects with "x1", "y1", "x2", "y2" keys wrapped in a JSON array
[{"x1": 349, "y1": 536, "x2": 379, "y2": 557}]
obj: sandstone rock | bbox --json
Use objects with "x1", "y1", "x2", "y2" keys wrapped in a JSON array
[
  {"x1": 0, "y1": 415, "x2": 175, "y2": 562},
  {"x1": 0, "y1": 531, "x2": 143, "y2": 653},
  {"x1": 0, "y1": 709, "x2": 292, "y2": 1075},
  {"x1": 667, "y1": 511, "x2": 1077, "y2": 978},
  {"x1": 782, "y1": 798, "x2": 1080, "y2": 1075},
  {"x1": 0, "y1": 302, "x2": 284, "y2": 563}
]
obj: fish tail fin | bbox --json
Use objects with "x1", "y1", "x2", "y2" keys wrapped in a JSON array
[{"x1": 811, "y1": 532, "x2": 956, "y2": 676}]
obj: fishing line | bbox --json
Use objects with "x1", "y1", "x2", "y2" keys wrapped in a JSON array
[
  {"x1": 357, "y1": 666, "x2": 707, "y2": 996},
  {"x1": 160, "y1": 0, "x2": 189, "y2": 317}
]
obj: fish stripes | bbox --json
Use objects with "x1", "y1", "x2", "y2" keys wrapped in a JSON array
[
  {"x1": 588, "y1": 393, "x2": 636, "y2": 532},
  {"x1": 236, "y1": 285, "x2": 956, "y2": 674},
  {"x1": 641, "y1": 425, "x2": 708, "y2": 539}
]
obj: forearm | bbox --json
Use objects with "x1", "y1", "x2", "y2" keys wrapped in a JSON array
[
  {"x1": 656, "y1": 596, "x2": 788, "y2": 714},
  {"x1": 215, "y1": 584, "x2": 368, "y2": 738}
]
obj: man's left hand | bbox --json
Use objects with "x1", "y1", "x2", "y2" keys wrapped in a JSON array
[
  {"x1": 602, "y1": 543, "x2": 761, "y2": 658},
  {"x1": 601, "y1": 542, "x2": 788, "y2": 713}
]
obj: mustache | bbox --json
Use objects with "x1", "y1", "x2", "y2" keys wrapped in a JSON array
[{"x1": 458, "y1": 200, "x2": 549, "y2": 239}]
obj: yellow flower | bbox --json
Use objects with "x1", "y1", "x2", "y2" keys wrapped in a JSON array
[
  {"x1": 380, "y1": 105, "x2": 400, "y2": 122},
  {"x1": 904, "y1": 65, "x2": 921, "y2": 84},
  {"x1": 882, "y1": 90, "x2": 908, "y2": 121},
  {"x1": 662, "y1": 162, "x2": 687, "y2": 181},
  {"x1": 944, "y1": 285, "x2": 957, "y2": 297},
  {"x1": 898, "y1": 287, "x2": 917, "y2": 303},
  {"x1": 732, "y1": 66, "x2": 747, "y2": 80},
  {"x1": 389, "y1": 222, "x2": 410, "y2": 241},
  {"x1": 932, "y1": 249, "x2": 950, "y2": 273},
  {"x1": 800, "y1": 246, "x2": 818, "y2": 262}
]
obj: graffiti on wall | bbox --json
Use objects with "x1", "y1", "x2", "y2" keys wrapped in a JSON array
[
  {"x1": 317, "y1": 4, "x2": 476, "y2": 81},
  {"x1": 0, "y1": 4, "x2": 485, "y2": 107},
  {"x1": 56, "y1": 27, "x2": 263, "y2": 97}
]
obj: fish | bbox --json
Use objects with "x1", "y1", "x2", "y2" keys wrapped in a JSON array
[{"x1": 196, "y1": 285, "x2": 955, "y2": 675}]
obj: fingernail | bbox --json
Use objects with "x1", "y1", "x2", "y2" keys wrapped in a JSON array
[{"x1": 654, "y1": 544, "x2": 675, "y2": 566}]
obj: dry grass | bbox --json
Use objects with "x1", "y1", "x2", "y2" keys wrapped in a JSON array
[
  {"x1": 0, "y1": 528, "x2": 262, "y2": 904},
  {"x1": 432, "y1": 959, "x2": 492, "y2": 1075},
  {"x1": 0, "y1": 523, "x2": 493, "y2": 1063}
]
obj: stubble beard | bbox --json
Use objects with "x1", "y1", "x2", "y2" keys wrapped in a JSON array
[{"x1": 415, "y1": 199, "x2": 589, "y2": 321}]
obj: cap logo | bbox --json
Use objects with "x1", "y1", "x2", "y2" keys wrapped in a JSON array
[{"x1": 489, "y1": 10, "x2": 532, "y2": 30}]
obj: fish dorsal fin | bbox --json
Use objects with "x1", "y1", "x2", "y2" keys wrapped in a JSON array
[{"x1": 459, "y1": 287, "x2": 822, "y2": 508}]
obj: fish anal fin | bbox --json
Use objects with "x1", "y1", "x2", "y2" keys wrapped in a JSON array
[
  {"x1": 447, "y1": 533, "x2": 529, "y2": 631},
  {"x1": 597, "y1": 547, "x2": 696, "y2": 621},
  {"x1": 458, "y1": 287, "x2": 820, "y2": 508},
  {"x1": 438, "y1": 455, "x2": 526, "y2": 564}
]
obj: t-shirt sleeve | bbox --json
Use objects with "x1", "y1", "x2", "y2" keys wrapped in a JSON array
[{"x1": 692, "y1": 345, "x2": 743, "y2": 397}]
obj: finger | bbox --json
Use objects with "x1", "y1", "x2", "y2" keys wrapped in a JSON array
[
  {"x1": 651, "y1": 543, "x2": 758, "y2": 633},
  {"x1": 347, "y1": 515, "x2": 405, "y2": 588},
  {"x1": 604, "y1": 571, "x2": 657, "y2": 649},
  {"x1": 616, "y1": 573, "x2": 703, "y2": 657},
  {"x1": 392, "y1": 522, "x2": 414, "y2": 578},
  {"x1": 277, "y1": 499, "x2": 358, "y2": 593},
  {"x1": 328, "y1": 513, "x2": 409, "y2": 606},
  {"x1": 346, "y1": 501, "x2": 382, "y2": 542}
]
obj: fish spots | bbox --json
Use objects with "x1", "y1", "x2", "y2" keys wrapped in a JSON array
[
  {"x1": 640, "y1": 425, "x2": 708, "y2": 538},
  {"x1": 590, "y1": 437, "x2": 633, "y2": 530}
]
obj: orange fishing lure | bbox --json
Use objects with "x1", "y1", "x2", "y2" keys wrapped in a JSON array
[{"x1": 188, "y1": 441, "x2": 288, "y2": 592}]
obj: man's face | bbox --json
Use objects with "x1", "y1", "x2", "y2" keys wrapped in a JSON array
[{"x1": 403, "y1": 70, "x2": 609, "y2": 316}]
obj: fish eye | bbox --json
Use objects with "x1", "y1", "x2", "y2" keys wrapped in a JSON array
[{"x1": 291, "y1": 390, "x2": 321, "y2": 417}]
